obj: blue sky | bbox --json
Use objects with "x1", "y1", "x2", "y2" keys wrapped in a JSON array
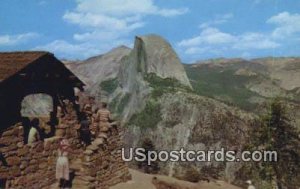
[{"x1": 0, "y1": 0, "x2": 300, "y2": 63}]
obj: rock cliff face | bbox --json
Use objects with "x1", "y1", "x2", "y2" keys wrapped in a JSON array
[
  {"x1": 64, "y1": 35, "x2": 256, "y2": 182},
  {"x1": 115, "y1": 38, "x2": 152, "y2": 122},
  {"x1": 101, "y1": 35, "x2": 192, "y2": 122},
  {"x1": 64, "y1": 34, "x2": 299, "y2": 185},
  {"x1": 132, "y1": 35, "x2": 191, "y2": 88},
  {"x1": 65, "y1": 46, "x2": 131, "y2": 96},
  {"x1": 124, "y1": 91, "x2": 255, "y2": 182},
  {"x1": 93, "y1": 35, "x2": 255, "y2": 182}
]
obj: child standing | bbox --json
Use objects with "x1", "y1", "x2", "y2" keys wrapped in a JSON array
[{"x1": 56, "y1": 139, "x2": 70, "y2": 189}]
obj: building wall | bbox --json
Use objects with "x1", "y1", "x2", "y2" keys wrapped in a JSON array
[{"x1": 0, "y1": 100, "x2": 131, "y2": 189}]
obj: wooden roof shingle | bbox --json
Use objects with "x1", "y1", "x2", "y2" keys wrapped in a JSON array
[{"x1": 0, "y1": 51, "x2": 49, "y2": 81}]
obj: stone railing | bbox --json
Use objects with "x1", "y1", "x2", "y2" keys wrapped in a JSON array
[
  {"x1": 80, "y1": 125, "x2": 131, "y2": 189},
  {"x1": 0, "y1": 124, "x2": 61, "y2": 188}
]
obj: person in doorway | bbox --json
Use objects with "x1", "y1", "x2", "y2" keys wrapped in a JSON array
[
  {"x1": 0, "y1": 144, "x2": 8, "y2": 167},
  {"x1": 57, "y1": 106, "x2": 65, "y2": 125},
  {"x1": 82, "y1": 96, "x2": 95, "y2": 118},
  {"x1": 79, "y1": 112, "x2": 91, "y2": 146},
  {"x1": 91, "y1": 108, "x2": 99, "y2": 137},
  {"x1": 82, "y1": 102, "x2": 92, "y2": 119},
  {"x1": 89, "y1": 96, "x2": 96, "y2": 112},
  {"x1": 246, "y1": 180, "x2": 256, "y2": 189},
  {"x1": 27, "y1": 118, "x2": 40, "y2": 145},
  {"x1": 22, "y1": 117, "x2": 31, "y2": 144},
  {"x1": 74, "y1": 96, "x2": 81, "y2": 119},
  {"x1": 56, "y1": 138, "x2": 70, "y2": 189},
  {"x1": 47, "y1": 111, "x2": 59, "y2": 137},
  {"x1": 96, "y1": 102, "x2": 112, "y2": 133}
]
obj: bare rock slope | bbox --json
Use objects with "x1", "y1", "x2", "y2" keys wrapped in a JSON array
[
  {"x1": 134, "y1": 35, "x2": 191, "y2": 88},
  {"x1": 65, "y1": 46, "x2": 131, "y2": 88}
]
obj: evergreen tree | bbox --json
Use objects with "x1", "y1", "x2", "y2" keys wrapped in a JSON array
[
  {"x1": 137, "y1": 138, "x2": 160, "y2": 174},
  {"x1": 251, "y1": 99, "x2": 300, "y2": 188}
]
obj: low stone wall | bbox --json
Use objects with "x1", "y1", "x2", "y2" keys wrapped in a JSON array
[
  {"x1": 0, "y1": 101, "x2": 131, "y2": 189},
  {"x1": 73, "y1": 126, "x2": 131, "y2": 189},
  {"x1": 0, "y1": 125, "x2": 60, "y2": 188}
]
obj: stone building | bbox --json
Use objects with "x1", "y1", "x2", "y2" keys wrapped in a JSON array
[
  {"x1": 0, "y1": 51, "x2": 131, "y2": 188},
  {"x1": 0, "y1": 51, "x2": 84, "y2": 128}
]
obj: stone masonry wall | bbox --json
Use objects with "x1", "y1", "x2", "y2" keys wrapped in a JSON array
[
  {"x1": 77, "y1": 125, "x2": 131, "y2": 189},
  {"x1": 0, "y1": 100, "x2": 131, "y2": 189}
]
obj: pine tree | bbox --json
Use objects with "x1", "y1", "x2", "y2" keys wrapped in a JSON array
[
  {"x1": 251, "y1": 99, "x2": 300, "y2": 188},
  {"x1": 138, "y1": 138, "x2": 160, "y2": 174}
]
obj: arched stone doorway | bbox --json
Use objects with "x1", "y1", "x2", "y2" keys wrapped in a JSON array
[
  {"x1": 21, "y1": 93, "x2": 56, "y2": 143},
  {"x1": 21, "y1": 93, "x2": 54, "y2": 117}
]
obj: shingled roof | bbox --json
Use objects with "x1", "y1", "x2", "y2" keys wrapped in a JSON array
[{"x1": 0, "y1": 51, "x2": 50, "y2": 81}]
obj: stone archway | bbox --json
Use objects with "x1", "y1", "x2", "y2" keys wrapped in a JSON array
[
  {"x1": 21, "y1": 93, "x2": 54, "y2": 118},
  {"x1": 21, "y1": 93, "x2": 55, "y2": 143}
]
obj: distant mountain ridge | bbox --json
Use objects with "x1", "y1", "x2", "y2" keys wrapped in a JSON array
[
  {"x1": 64, "y1": 34, "x2": 299, "y2": 186},
  {"x1": 192, "y1": 57, "x2": 300, "y2": 90},
  {"x1": 186, "y1": 57, "x2": 300, "y2": 109},
  {"x1": 65, "y1": 45, "x2": 131, "y2": 89}
]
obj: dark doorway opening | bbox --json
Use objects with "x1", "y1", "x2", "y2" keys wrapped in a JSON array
[{"x1": 0, "y1": 179, "x2": 6, "y2": 189}]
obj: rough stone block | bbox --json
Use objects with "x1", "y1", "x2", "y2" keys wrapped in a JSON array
[
  {"x1": 7, "y1": 156, "x2": 21, "y2": 166},
  {"x1": 18, "y1": 146, "x2": 29, "y2": 156}
]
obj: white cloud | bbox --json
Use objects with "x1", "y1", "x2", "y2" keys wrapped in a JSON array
[
  {"x1": 267, "y1": 12, "x2": 300, "y2": 38},
  {"x1": 34, "y1": 39, "x2": 132, "y2": 59},
  {"x1": 63, "y1": 0, "x2": 187, "y2": 32},
  {"x1": 63, "y1": 11, "x2": 144, "y2": 32},
  {"x1": 199, "y1": 13, "x2": 233, "y2": 28},
  {"x1": 183, "y1": 46, "x2": 224, "y2": 56},
  {"x1": 184, "y1": 47, "x2": 210, "y2": 55},
  {"x1": 156, "y1": 8, "x2": 189, "y2": 17},
  {"x1": 233, "y1": 32, "x2": 280, "y2": 49},
  {"x1": 38, "y1": 0, "x2": 188, "y2": 59},
  {"x1": 73, "y1": 0, "x2": 188, "y2": 17},
  {"x1": 178, "y1": 11, "x2": 300, "y2": 60},
  {"x1": 178, "y1": 27, "x2": 279, "y2": 56},
  {"x1": 0, "y1": 33, "x2": 39, "y2": 46},
  {"x1": 34, "y1": 40, "x2": 97, "y2": 58},
  {"x1": 178, "y1": 27, "x2": 236, "y2": 47},
  {"x1": 75, "y1": 0, "x2": 156, "y2": 16},
  {"x1": 73, "y1": 31, "x2": 119, "y2": 42}
]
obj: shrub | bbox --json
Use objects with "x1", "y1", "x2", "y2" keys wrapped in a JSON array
[
  {"x1": 144, "y1": 73, "x2": 192, "y2": 99},
  {"x1": 137, "y1": 138, "x2": 160, "y2": 174},
  {"x1": 184, "y1": 167, "x2": 201, "y2": 183},
  {"x1": 100, "y1": 78, "x2": 119, "y2": 94},
  {"x1": 117, "y1": 94, "x2": 131, "y2": 114},
  {"x1": 127, "y1": 100, "x2": 162, "y2": 129}
]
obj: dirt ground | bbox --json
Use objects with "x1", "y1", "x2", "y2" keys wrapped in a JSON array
[{"x1": 111, "y1": 169, "x2": 242, "y2": 189}]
